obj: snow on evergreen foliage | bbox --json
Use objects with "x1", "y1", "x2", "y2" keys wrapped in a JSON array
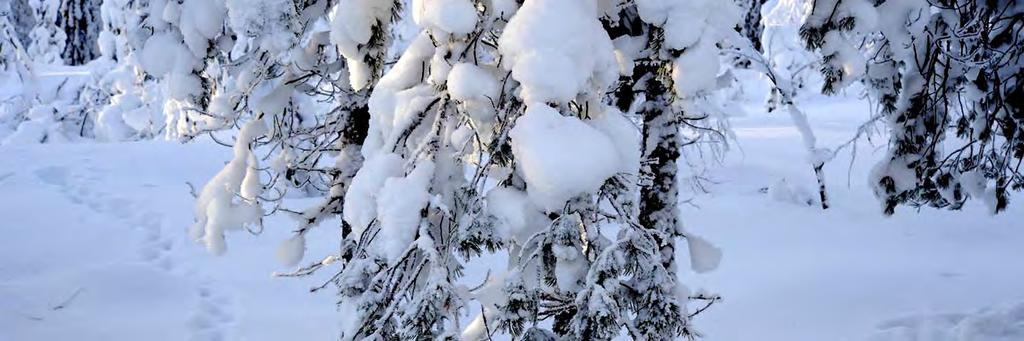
[
  {"x1": 0, "y1": 3, "x2": 27, "y2": 74},
  {"x1": 798, "y1": 0, "x2": 1024, "y2": 214},
  {"x1": 27, "y1": 0, "x2": 65, "y2": 64},
  {"x1": 1, "y1": 0, "x2": 35, "y2": 141}
]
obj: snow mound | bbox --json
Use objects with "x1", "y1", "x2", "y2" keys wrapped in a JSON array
[
  {"x1": 768, "y1": 177, "x2": 816, "y2": 207},
  {"x1": 869, "y1": 302, "x2": 1024, "y2": 341}
]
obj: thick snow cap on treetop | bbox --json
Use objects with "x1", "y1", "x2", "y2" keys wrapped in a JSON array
[
  {"x1": 510, "y1": 104, "x2": 639, "y2": 212},
  {"x1": 498, "y1": 0, "x2": 616, "y2": 104}
]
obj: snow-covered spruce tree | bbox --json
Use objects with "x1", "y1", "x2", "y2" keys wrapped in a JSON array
[
  {"x1": 491, "y1": 1, "x2": 638, "y2": 338},
  {"x1": 799, "y1": 0, "x2": 1024, "y2": 214},
  {"x1": 58, "y1": 0, "x2": 101, "y2": 65},
  {"x1": 188, "y1": 0, "x2": 734, "y2": 339},
  {"x1": 314, "y1": 0, "x2": 523, "y2": 338},
  {"x1": 479, "y1": 0, "x2": 732, "y2": 339},
  {"x1": 27, "y1": 0, "x2": 65, "y2": 64}
]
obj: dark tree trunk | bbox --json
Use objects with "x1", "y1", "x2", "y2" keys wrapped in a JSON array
[
  {"x1": 738, "y1": 0, "x2": 768, "y2": 53},
  {"x1": 639, "y1": 77, "x2": 682, "y2": 275},
  {"x1": 58, "y1": 0, "x2": 99, "y2": 65}
]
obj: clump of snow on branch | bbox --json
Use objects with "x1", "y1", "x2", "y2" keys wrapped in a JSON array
[
  {"x1": 375, "y1": 160, "x2": 434, "y2": 262},
  {"x1": 329, "y1": 0, "x2": 396, "y2": 90},
  {"x1": 191, "y1": 120, "x2": 267, "y2": 254},
  {"x1": 411, "y1": 0, "x2": 477, "y2": 36},
  {"x1": 498, "y1": 0, "x2": 615, "y2": 104},
  {"x1": 509, "y1": 104, "x2": 622, "y2": 211}
]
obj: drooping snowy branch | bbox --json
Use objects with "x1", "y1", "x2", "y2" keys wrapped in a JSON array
[{"x1": 799, "y1": 0, "x2": 1024, "y2": 214}]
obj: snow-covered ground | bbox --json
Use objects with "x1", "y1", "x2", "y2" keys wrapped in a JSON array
[
  {"x1": 1, "y1": 93, "x2": 1021, "y2": 340},
  {"x1": 0, "y1": 141, "x2": 342, "y2": 340},
  {"x1": 683, "y1": 95, "x2": 1024, "y2": 340}
]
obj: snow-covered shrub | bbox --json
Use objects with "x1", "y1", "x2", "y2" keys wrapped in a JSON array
[
  {"x1": 82, "y1": 0, "x2": 166, "y2": 141},
  {"x1": 327, "y1": 1, "x2": 510, "y2": 337},
  {"x1": 0, "y1": 0, "x2": 162, "y2": 144}
]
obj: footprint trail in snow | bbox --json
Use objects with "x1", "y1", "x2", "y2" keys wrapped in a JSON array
[{"x1": 34, "y1": 163, "x2": 237, "y2": 340}]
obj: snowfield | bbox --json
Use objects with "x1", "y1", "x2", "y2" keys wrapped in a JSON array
[
  {"x1": 0, "y1": 140, "x2": 341, "y2": 340},
  {"x1": 681, "y1": 94, "x2": 1024, "y2": 340},
  {"x1": 1, "y1": 92, "x2": 1022, "y2": 341}
]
